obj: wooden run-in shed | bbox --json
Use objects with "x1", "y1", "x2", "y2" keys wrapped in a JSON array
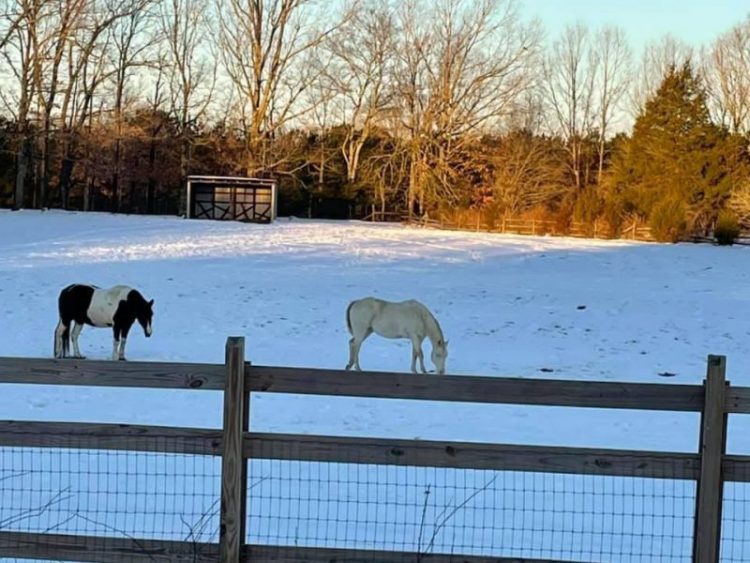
[{"x1": 186, "y1": 175, "x2": 278, "y2": 223}]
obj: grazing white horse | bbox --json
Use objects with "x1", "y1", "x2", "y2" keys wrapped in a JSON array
[{"x1": 345, "y1": 297, "x2": 448, "y2": 374}]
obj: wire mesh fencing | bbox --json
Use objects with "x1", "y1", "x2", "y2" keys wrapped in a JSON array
[
  {"x1": 0, "y1": 443, "x2": 220, "y2": 562},
  {"x1": 721, "y1": 477, "x2": 750, "y2": 563},
  {"x1": 246, "y1": 438, "x2": 698, "y2": 563}
]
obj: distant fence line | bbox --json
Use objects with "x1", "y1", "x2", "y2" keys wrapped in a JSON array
[
  {"x1": 364, "y1": 211, "x2": 750, "y2": 245},
  {"x1": 0, "y1": 338, "x2": 747, "y2": 562},
  {"x1": 363, "y1": 211, "x2": 657, "y2": 242}
]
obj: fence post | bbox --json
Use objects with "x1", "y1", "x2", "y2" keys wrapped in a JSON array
[
  {"x1": 693, "y1": 355, "x2": 728, "y2": 563},
  {"x1": 220, "y1": 337, "x2": 248, "y2": 563}
]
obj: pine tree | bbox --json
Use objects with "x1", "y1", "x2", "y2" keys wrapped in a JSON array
[{"x1": 611, "y1": 62, "x2": 741, "y2": 241}]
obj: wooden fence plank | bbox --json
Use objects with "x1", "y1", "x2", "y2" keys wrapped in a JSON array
[
  {"x1": 247, "y1": 366, "x2": 704, "y2": 412},
  {"x1": 245, "y1": 432, "x2": 700, "y2": 479},
  {"x1": 0, "y1": 419, "x2": 699, "y2": 480},
  {"x1": 0, "y1": 421, "x2": 222, "y2": 455},
  {"x1": 220, "y1": 337, "x2": 247, "y2": 563},
  {"x1": 0, "y1": 531, "x2": 218, "y2": 562},
  {"x1": 693, "y1": 355, "x2": 728, "y2": 563},
  {"x1": 0, "y1": 357, "x2": 225, "y2": 390},
  {"x1": 723, "y1": 455, "x2": 750, "y2": 482},
  {"x1": 243, "y1": 544, "x2": 571, "y2": 562},
  {"x1": 725, "y1": 387, "x2": 750, "y2": 413},
  {"x1": 0, "y1": 357, "x2": 715, "y2": 412}
]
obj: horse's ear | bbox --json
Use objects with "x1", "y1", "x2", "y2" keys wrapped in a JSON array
[
  {"x1": 445, "y1": 339, "x2": 449, "y2": 346},
  {"x1": 148, "y1": 299, "x2": 154, "y2": 307}
]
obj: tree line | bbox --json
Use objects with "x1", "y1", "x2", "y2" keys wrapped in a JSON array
[{"x1": 1, "y1": 0, "x2": 749, "y2": 241}]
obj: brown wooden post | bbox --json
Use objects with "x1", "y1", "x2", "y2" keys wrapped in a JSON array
[
  {"x1": 693, "y1": 355, "x2": 728, "y2": 563},
  {"x1": 220, "y1": 337, "x2": 247, "y2": 563}
]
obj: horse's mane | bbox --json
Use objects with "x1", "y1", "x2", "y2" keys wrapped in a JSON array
[{"x1": 421, "y1": 305, "x2": 445, "y2": 345}]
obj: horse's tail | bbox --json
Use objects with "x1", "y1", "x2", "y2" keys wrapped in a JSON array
[{"x1": 345, "y1": 300, "x2": 355, "y2": 334}]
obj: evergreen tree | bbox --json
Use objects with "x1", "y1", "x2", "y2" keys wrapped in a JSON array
[{"x1": 611, "y1": 62, "x2": 742, "y2": 240}]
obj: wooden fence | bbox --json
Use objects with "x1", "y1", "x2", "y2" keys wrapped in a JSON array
[
  {"x1": 363, "y1": 211, "x2": 657, "y2": 242},
  {"x1": 372, "y1": 213, "x2": 750, "y2": 245},
  {"x1": 421, "y1": 216, "x2": 658, "y2": 242},
  {"x1": 0, "y1": 338, "x2": 747, "y2": 562}
]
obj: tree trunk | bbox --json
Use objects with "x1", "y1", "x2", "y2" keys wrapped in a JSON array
[
  {"x1": 178, "y1": 134, "x2": 189, "y2": 216},
  {"x1": 148, "y1": 137, "x2": 158, "y2": 214},
  {"x1": 38, "y1": 133, "x2": 49, "y2": 207},
  {"x1": 14, "y1": 138, "x2": 31, "y2": 210},
  {"x1": 84, "y1": 173, "x2": 94, "y2": 212},
  {"x1": 112, "y1": 137, "x2": 121, "y2": 212},
  {"x1": 407, "y1": 157, "x2": 418, "y2": 218},
  {"x1": 59, "y1": 156, "x2": 74, "y2": 209}
]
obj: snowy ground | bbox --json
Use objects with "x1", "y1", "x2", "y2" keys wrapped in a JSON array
[{"x1": 1, "y1": 210, "x2": 749, "y2": 561}]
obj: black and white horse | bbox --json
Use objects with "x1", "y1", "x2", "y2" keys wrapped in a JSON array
[{"x1": 54, "y1": 284, "x2": 154, "y2": 361}]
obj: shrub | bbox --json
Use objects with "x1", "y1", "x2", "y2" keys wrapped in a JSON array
[
  {"x1": 649, "y1": 199, "x2": 688, "y2": 243},
  {"x1": 714, "y1": 213, "x2": 741, "y2": 246}
]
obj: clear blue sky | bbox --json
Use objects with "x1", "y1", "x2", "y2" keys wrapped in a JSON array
[{"x1": 521, "y1": 0, "x2": 749, "y2": 53}]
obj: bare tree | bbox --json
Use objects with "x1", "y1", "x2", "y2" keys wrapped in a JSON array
[
  {"x1": 395, "y1": 0, "x2": 539, "y2": 215},
  {"x1": 160, "y1": 0, "x2": 215, "y2": 214},
  {"x1": 490, "y1": 131, "x2": 567, "y2": 215},
  {"x1": 629, "y1": 34, "x2": 692, "y2": 116},
  {"x1": 1, "y1": 0, "x2": 56, "y2": 208},
  {"x1": 542, "y1": 22, "x2": 598, "y2": 190},
  {"x1": 107, "y1": 0, "x2": 154, "y2": 211},
  {"x1": 305, "y1": 70, "x2": 337, "y2": 189},
  {"x1": 703, "y1": 16, "x2": 750, "y2": 134},
  {"x1": 323, "y1": 0, "x2": 394, "y2": 184},
  {"x1": 0, "y1": 0, "x2": 28, "y2": 51},
  {"x1": 33, "y1": 0, "x2": 88, "y2": 207},
  {"x1": 593, "y1": 26, "x2": 631, "y2": 183},
  {"x1": 55, "y1": 0, "x2": 131, "y2": 208},
  {"x1": 217, "y1": 0, "x2": 354, "y2": 174}
]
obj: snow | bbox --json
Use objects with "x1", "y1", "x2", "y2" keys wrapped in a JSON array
[{"x1": 1, "y1": 209, "x2": 749, "y2": 561}]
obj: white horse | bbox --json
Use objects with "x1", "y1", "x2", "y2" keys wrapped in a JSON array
[{"x1": 345, "y1": 297, "x2": 448, "y2": 374}]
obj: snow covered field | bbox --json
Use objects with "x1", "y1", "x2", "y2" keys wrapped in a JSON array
[{"x1": 1, "y1": 209, "x2": 749, "y2": 561}]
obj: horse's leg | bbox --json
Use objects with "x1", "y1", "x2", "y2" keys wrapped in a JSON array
[
  {"x1": 118, "y1": 323, "x2": 132, "y2": 361},
  {"x1": 347, "y1": 329, "x2": 371, "y2": 371},
  {"x1": 71, "y1": 322, "x2": 85, "y2": 358},
  {"x1": 410, "y1": 337, "x2": 426, "y2": 374},
  {"x1": 112, "y1": 326, "x2": 121, "y2": 361},
  {"x1": 345, "y1": 337, "x2": 358, "y2": 370},
  {"x1": 410, "y1": 341, "x2": 419, "y2": 373},
  {"x1": 418, "y1": 338, "x2": 427, "y2": 373},
  {"x1": 54, "y1": 320, "x2": 68, "y2": 359}
]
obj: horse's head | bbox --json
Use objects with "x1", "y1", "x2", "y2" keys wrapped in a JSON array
[
  {"x1": 431, "y1": 339, "x2": 448, "y2": 375},
  {"x1": 137, "y1": 298, "x2": 154, "y2": 337}
]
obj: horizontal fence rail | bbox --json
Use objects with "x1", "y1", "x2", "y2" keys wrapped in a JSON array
[
  {"x1": 0, "y1": 422, "x2": 702, "y2": 480},
  {"x1": 0, "y1": 531, "x2": 219, "y2": 563},
  {"x1": 247, "y1": 365, "x2": 706, "y2": 411},
  {"x1": 0, "y1": 357, "x2": 710, "y2": 411},
  {"x1": 0, "y1": 357, "x2": 226, "y2": 390},
  {"x1": 242, "y1": 544, "x2": 572, "y2": 562},
  {"x1": 0, "y1": 420, "x2": 222, "y2": 455},
  {"x1": 244, "y1": 432, "x2": 701, "y2": 479},
  {"x1": 0, "y1": 342, "x2": 748, "y2": 562}
]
